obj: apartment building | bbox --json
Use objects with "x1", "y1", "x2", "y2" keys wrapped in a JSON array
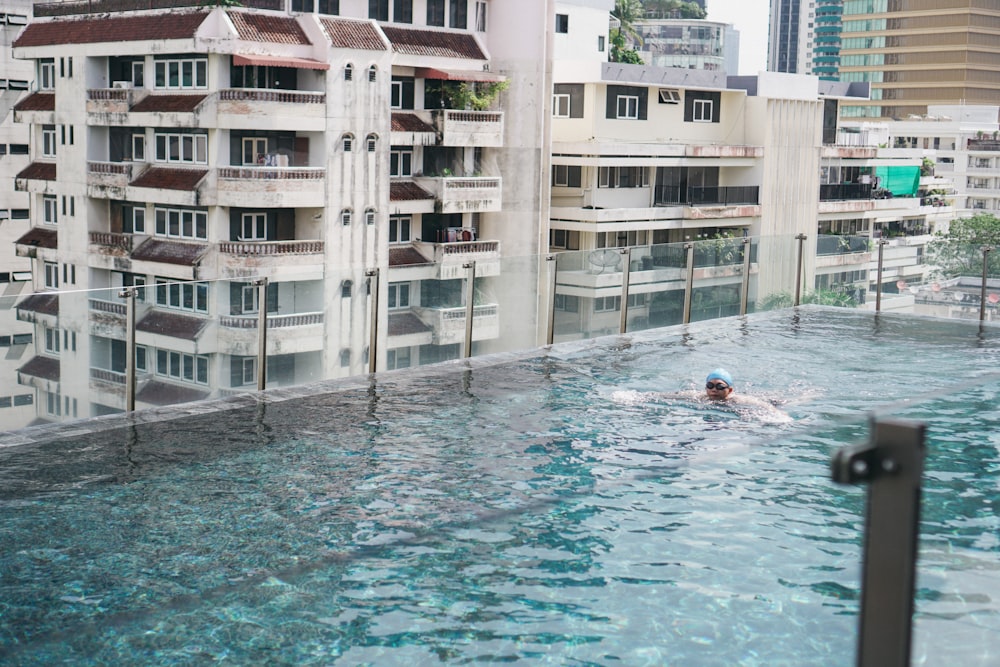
[
  {"x1": 9, "y1": 0, "x2": 551, "y2": 423},
  {"x1": 632, "y1": 18, "x2": 738, "y2": 74},
  {"x1": 1, "y1": 0, "x2": 37, "y2": 429}
]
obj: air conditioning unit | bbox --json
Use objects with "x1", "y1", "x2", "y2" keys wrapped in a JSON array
[{"x1": 112, "y1": 81, "x2": 132, "y2": 90}]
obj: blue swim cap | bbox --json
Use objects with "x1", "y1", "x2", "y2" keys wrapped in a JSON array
[{"x1": 706, "y1": 368, "x2": 734, "y2": 387}]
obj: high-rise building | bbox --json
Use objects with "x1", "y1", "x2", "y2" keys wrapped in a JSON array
[{"x1": 767, "y1": 0, "x2": 842, "y2": 81}]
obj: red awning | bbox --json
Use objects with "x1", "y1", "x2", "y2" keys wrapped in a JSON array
[
  {"x1": 415, "y1": 67, "x2": 505, "y2": 83},
  {"x1": 232, "y1": 54, "x2": 330, "y2": 71}
]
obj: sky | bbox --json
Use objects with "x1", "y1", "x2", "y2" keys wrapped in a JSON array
[{"x1": 708, "y1": 0, "x2": 770, "y2": 75}]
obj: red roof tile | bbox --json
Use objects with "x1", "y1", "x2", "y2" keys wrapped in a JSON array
[
  {"x1": 130, "y1": 167, "x2": 207, "y2": 191},
  {"x1": 229, "y1": 11, "x2": 311, "y2": 45},
  {"x1": 16, "y1": 293, "x2": 59, "y2": 316},
  {"x1": 13, "y1": 11, "x2": 208, "y2": 48},
  {"x1": 392, "y1": 112, "x2": 436, "y2": 133},
  {"x1": 15, "y1": 227, "x2": 58, "y2": 250},
  {"x1": 388, "y1": 311, "x2": 433, "y2": 337},
  {"x1": 137, "y1": 379, "x2": 210, "y2": 406},
  {"x1": 320, "y1": 17, "x2": 388, "y2": 50},
  {"x1": 137, "y1": 310, "x2": 208, "y2": 340},
  {"x1": 389, "y1": 246, "x2": 432, "y2": 267},
  {"x1": 390, "y1": 180, "x2": 434, "y2": 201},
  {"x1": 18, "y1": 355, "x2": 61, "y2": 382},
  {"x1": 132, "y1": 238, "x2": 208, "y2": 266},
  {"x1": 16, "y1": 162, "x2": 57, "y2": 181},
  {"x1": 131, "y1": 94, "x2": 207, "y2": 113},
  {"x1": 13, "y1": 92, "x2": 55, "y2": 112},
  {"x1": 381, "y1": 26, "x2": 485, "y2": 60}
]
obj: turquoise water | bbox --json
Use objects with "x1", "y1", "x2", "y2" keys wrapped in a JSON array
[{"x1": 2, "y1": 308, "x2": 1000, "y2": 665}]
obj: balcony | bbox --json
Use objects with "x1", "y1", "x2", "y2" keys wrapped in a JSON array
[
  {"x1": 433, "y1": 110, "x2": 504, "y2": 147},
  {"x1": 89, "y1": 297, "x2": 128, "y2": 338},
  {"x1": 212, "y1": 167, "x2": 326, "y2": 208},
  {"x1": 967, "y1": 139, "x2": 1000, "y2": 152},
  {"x1": 414, "y1": 176, "x2": 502, "y2": 214},
  {"x1": 218, "y1": 240, "x2": 325, "y2": 281},
  {"x1": 216, "y1": 89, "x2": 327, "y2": 131},
  {"x1": 87, "y1": 161, "x2": 139, "y2": 198},
  {"x1": 413, "y1": 239, "x2": 501, "y2": 279},
  {"x1": 654, "y1": 185, "x2": 759, "y2": 207},
  {"x1": 415, "y1": 304, "x2": 500, "y2": 345},
  {"x1": 820, "y1": 183, "x2": 874, "y2": 201},
  {"x1": 218, "y1": 312, "x2": 325, "y2": 356},
  {"x1": 86, "y1": 87, "x2": 145, "y2": 121}
]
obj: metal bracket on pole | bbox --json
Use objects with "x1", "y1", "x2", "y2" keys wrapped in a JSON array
[
  {"x1": 794, "y1": 233, "x2": 807, "y2": 306},
  {"x1": 619, "y1": 247, "x2": 632, "y2": 334},
  {"x1": 683, "y1": 243, "x2": 695, "y2": 324},
  {"x1": 875, "y1": 239, "x2": 889, "y2": 312},
  {"x1": 740, "y1": 237, "x2": 752, "y2": 315},
  {"x1": 463, "y1": 260, "x2": 476, "y2": 358},
  {"x1": 255, "y1": 278, "x2": 268, "y2": 391},
  {"x1": 831, "y1": 417, "x2": 926, "y2": 667},
  {"x1": 366, "y1": 269, "x2": 379, "y2": 373},
  {"x1": 980, "y1": 245, "x2": 994, "y2": 322},
  {"x1": 546, "y1": 255, "x2": 557, "y2": 346},
  {"x1": 118, "y1": 287, "x2": 136, "y2": 413}
]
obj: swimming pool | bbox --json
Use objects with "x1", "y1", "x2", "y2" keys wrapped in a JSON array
[{"x1": 2, "y1": 308, "x2": 999, "y2": 665}]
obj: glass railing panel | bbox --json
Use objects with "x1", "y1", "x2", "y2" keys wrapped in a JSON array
[
  {"x1": 750, "y1": 234, "x2": 804, "y2": 311},
  {"x1": 480, "y1": 252, "x2": 542, "y2": 356},
  {"x1": 551, "y1": 248, "x2": 623, "y2": 343}
]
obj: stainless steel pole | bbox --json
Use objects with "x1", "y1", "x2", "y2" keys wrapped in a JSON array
[
  {"x1": 255, "y1": 278, "x2": 267, "y2": 391},
  {"x1": 980, "y1": 245, "x2": 993, "y2": 322},
  {"x1": 546, "y1": 255, "x2": 557, "y2": 345},
  {"x1": 366, "y1": 269, "x2": 379, "y2": 373},
  {"x1": 463, "y1": 261, "x2": 476, "y2": 358},
  {"x1": 118, "y1": 287, "x2": 136, "y2": 412},
  {"x1": 875, "y1": 239, "x2": 888, "y2": 312},
  {"x1": 794, "y1": 233, "x2": 807, "y2": 306},
  {"x1": 683, "y1": 243, "x2": 694, "y2": 324},
  {"x1": 740, "y1": 237, "x2": 752, "y2": 315},
  {"x1": 619, "y1": 247, "x2": 632, "y2": 334}
]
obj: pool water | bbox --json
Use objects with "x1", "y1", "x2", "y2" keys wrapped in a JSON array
[{"x1": 2, "y1": 308, "x2": 1000, "y2": 665}]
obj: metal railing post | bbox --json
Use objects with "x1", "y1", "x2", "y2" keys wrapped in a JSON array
[
  {"x1": 875, "y1": 239, "x2": 888, "y2": 312},
  {"x1": 546, "y1": 255, "x2": 557, "y2": 346},
  {"x1": 463, "y1": 260, "x2": 476, "y2": 358},
  {"x1": 980, "y1": 245, "x2": 993, "y2": 322},
  {"x1": 832, "y1": 417, "x2": 926, "y2": 667},
  {"x1": 118, "y1": 287, "x2": 136, "y2": 413},
  {"x1": 683, "y1": 242, "x2": 695, "y2": 324},
  {"x1": 255, "y1": 278, "x2": 267, "y2": 391},
  {"x1": 740, "y1": 237, "x2": 752, "y2": 315},
  {"x1": 619, "y1": 247, "x2": 632, "y2": 334},
  {"x1": 794, "y1": 233, "x2": 807, "y2": 306},
  {"x1": 366, "y1": 269, "x2": 379, "y2": 373}
]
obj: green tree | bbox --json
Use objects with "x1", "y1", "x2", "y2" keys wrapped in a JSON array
[
  {"x1": 610, "y1": 0, "x2": 644, "y2": 64},
  {"x1": 926, "y1": 213, "x2": 1000, "y2": 279},
  {"x1": 758, "y1": 289, "x2": 860, "y2": 310}
]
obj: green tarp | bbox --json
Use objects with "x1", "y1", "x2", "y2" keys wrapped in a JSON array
[{"x1": 875, "y1": 166, "x2": 920, "y2": 196}]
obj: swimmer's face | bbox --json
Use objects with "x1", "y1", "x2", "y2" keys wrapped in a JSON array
[{"x1": 705, "y1": 380, "x2": 733, "y2": 400}]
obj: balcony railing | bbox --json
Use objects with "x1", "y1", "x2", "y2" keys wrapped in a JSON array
[
  {"x1": 90, "y1": 232, "x2": 134, "y2": 252},
  {"x1": 820, "y1": 183, "x2": 874, "y2": 201},
  {"x1": 90, "y1": 367, "x2": 126, "y2": 384},
  {"x1": 654, "y1": 185, "x2": 760, "y2": 206},
  {"x1": 219, "y1": 240, "x2": 324, "y2": 256},
  {"x1": 220, "y1": 312, "x2": 324, "y2": 329},
  {"x1": 219, "y1": 89, "x2": 325, "y2": 105},
  {"x1": 217, "y1": 167, "x2": 325, "y2": 181},
  {"x1": 89, "y1": 298, "x2": 127, "y2": 315}
]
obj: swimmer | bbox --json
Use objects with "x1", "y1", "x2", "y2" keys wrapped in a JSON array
[{"x1": 702, "y1": 368, "x2": 788, "y2": 416}]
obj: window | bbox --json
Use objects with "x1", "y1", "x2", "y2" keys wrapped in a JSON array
[
  {"x1": 387, "y1": 347, "x2": 411, "y2": 369},
  {"x1": 127, "y1": 206, "x2": 146, "y2": 234},
  {"x1": 552, "y1": 165, "x2": 581, "y2": 188},
  {"x1": 368, "y1": 65, "x2": 377, "y2": 82},
  {"x1": 475, "y1": 1, "x2": 487, "y2": 31},
  {"x1": 365, "y1": 208, "x2": 376, "y2": 225},
  {"x1": 241, "y1": 213, "x2": 267, "y2": 240},
  {"x1": 553, "y1": 94, "x2": 570, "y2": 118},
  {"x1": 46, "y1": 391, "x2": 61, "y2": 417},
  {"x1": 132, "y1": 133, "x2": 146, "y2": 161},
  {"x1": 341, "y1": 279, "x2": 353, "y2": 298},
  {"x1": 684, "y1": 90, "x2": 721, "y2": 123},
  {"x1": 241, "y1": 284, "x2": 259, "y2": 313},
  {"x1": 555, "y1": 14, "x2": 568, "y2": 33},
  {"x1": 341, "y1": 209, "x2": 352, "y2": 226},
  {"x1": 242, "y1": 137, "x2": 267, "y2": 165},
  {"x1": 391, "y1": 76, "x2": 415, "y2": 109},
  {"x1": 154, "y1": 207, "x2": 208, "y2": 240},
  {"x1": 388, "y1": 282, "x2": 410, "y2": 309},
  {"x1": 340, "y1": 349, "x2": 351, "y2": 367},
  {"x1": 154, "y1": 131, "x2": 208, "y2": 164},
  {"x1": 658, "y1": 88, "x2": 681, "y2": 104},
  {"x1": 44, "y1": 262, "x2": 59, "y2": 289},
  {"x1": 389, "y1": 215, "x2": 411, "y2": 243},
  {"x1": 44, "y1": 326, "x2": 60, "y2": 354},
  {"x1": 389, "y1": 147, "x2": 412, "y2": 176},
  {"x1": 155, "y1": 349, "x2": 209, "y2": 384},
  {"x1": 598, "y1": 166, "x2": 648, "y2": 188},
  {"x1": 594, "y1": 295, "x2": 621, "y2": 312},
  {"x1": 369, "y1": 0, "x2": 388, "y2": 21},
  {"x1": 367, "y1": 134, "x2": 378, "y2": 152},
  {"x1": 291, "y1": 0, "x2": 315, "y2": 10},
  {"x1": 554, "y1": 293, "x2": 579, "y2": 312},
  {"x1": 239, "y1": 358, "x2": 255, "y2": 386},
  {"x1": 131, "y1": 61, "x2": 145, "y2": 87},
  {"x1": 38, "y1": 59, "x2": 55, "y2": 90},
  {"x1": 427, "y1": 0, "x2": 445, "y2": 26},
  {"x1": 43, "y1": 195, "x2": 58, "y2": 225},
  {"x1": 598, "y1": 35, "x2": 605, "y2": 52},
  {"x1": 617, "y1": 95, "x2": 639, "y2": 119},
  {"x1": 450, "y1": 0, "x2": 467, "y2": 28},
  {"x1": 343, "y1": 134, "x2": 353, "y2": 152},
  {"x1": 153, "y1": 57, "x2": 207, "y2": 90},
  {"x1": 155, "y1": 279, "x2": 209, "y2": 313},
  {"x1": 42, "y1": 125, "x2": 56, "y2": 157},
  {"x1": 344, "y1": 63, "x2": 354, "y2": 81},
  {"x1": 393, "y1": 0, "x2": 413, "y2": 23},
  {"x1": 318, "y1": 0, "x2": 340, "y2": 13}
]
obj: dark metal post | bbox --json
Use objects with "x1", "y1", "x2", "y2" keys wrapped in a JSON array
[
  {"x1": 118, "y1": 287, "x2": 136, "y2": 413},
  {"x1": 875, "y1": 239, "x2": 888, "y2": 312},
  {"x1": 980, "y1": 245, "x2": 993, "y2": 322},
  {"x1": 619, "y1": 247, "x2": 632, "y2": 334},
  {"x1": 683, "y1": 243, "x2": 695, "y2": 324},
  {"x1": 794, "y1": 233, "x2": 807, "y2": 306},
  {"x1": 255, "y1": 278, "x2": 267, "y2": 391},
  {"x1": 463, "y1": 261, "x2": 476, "y2": 358},
  {"x1": 740, "y1": 237, "x2": 752, "y2": 315},
  {"x1": 831, "y1": 418, "x2": 926, "y2": 667},
  {"x1": 366, "y1": 269, "x2": 379, "y2": 373},
  {"x1": 546, "y1": 255, "x2": 557, "y2": 345}
]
